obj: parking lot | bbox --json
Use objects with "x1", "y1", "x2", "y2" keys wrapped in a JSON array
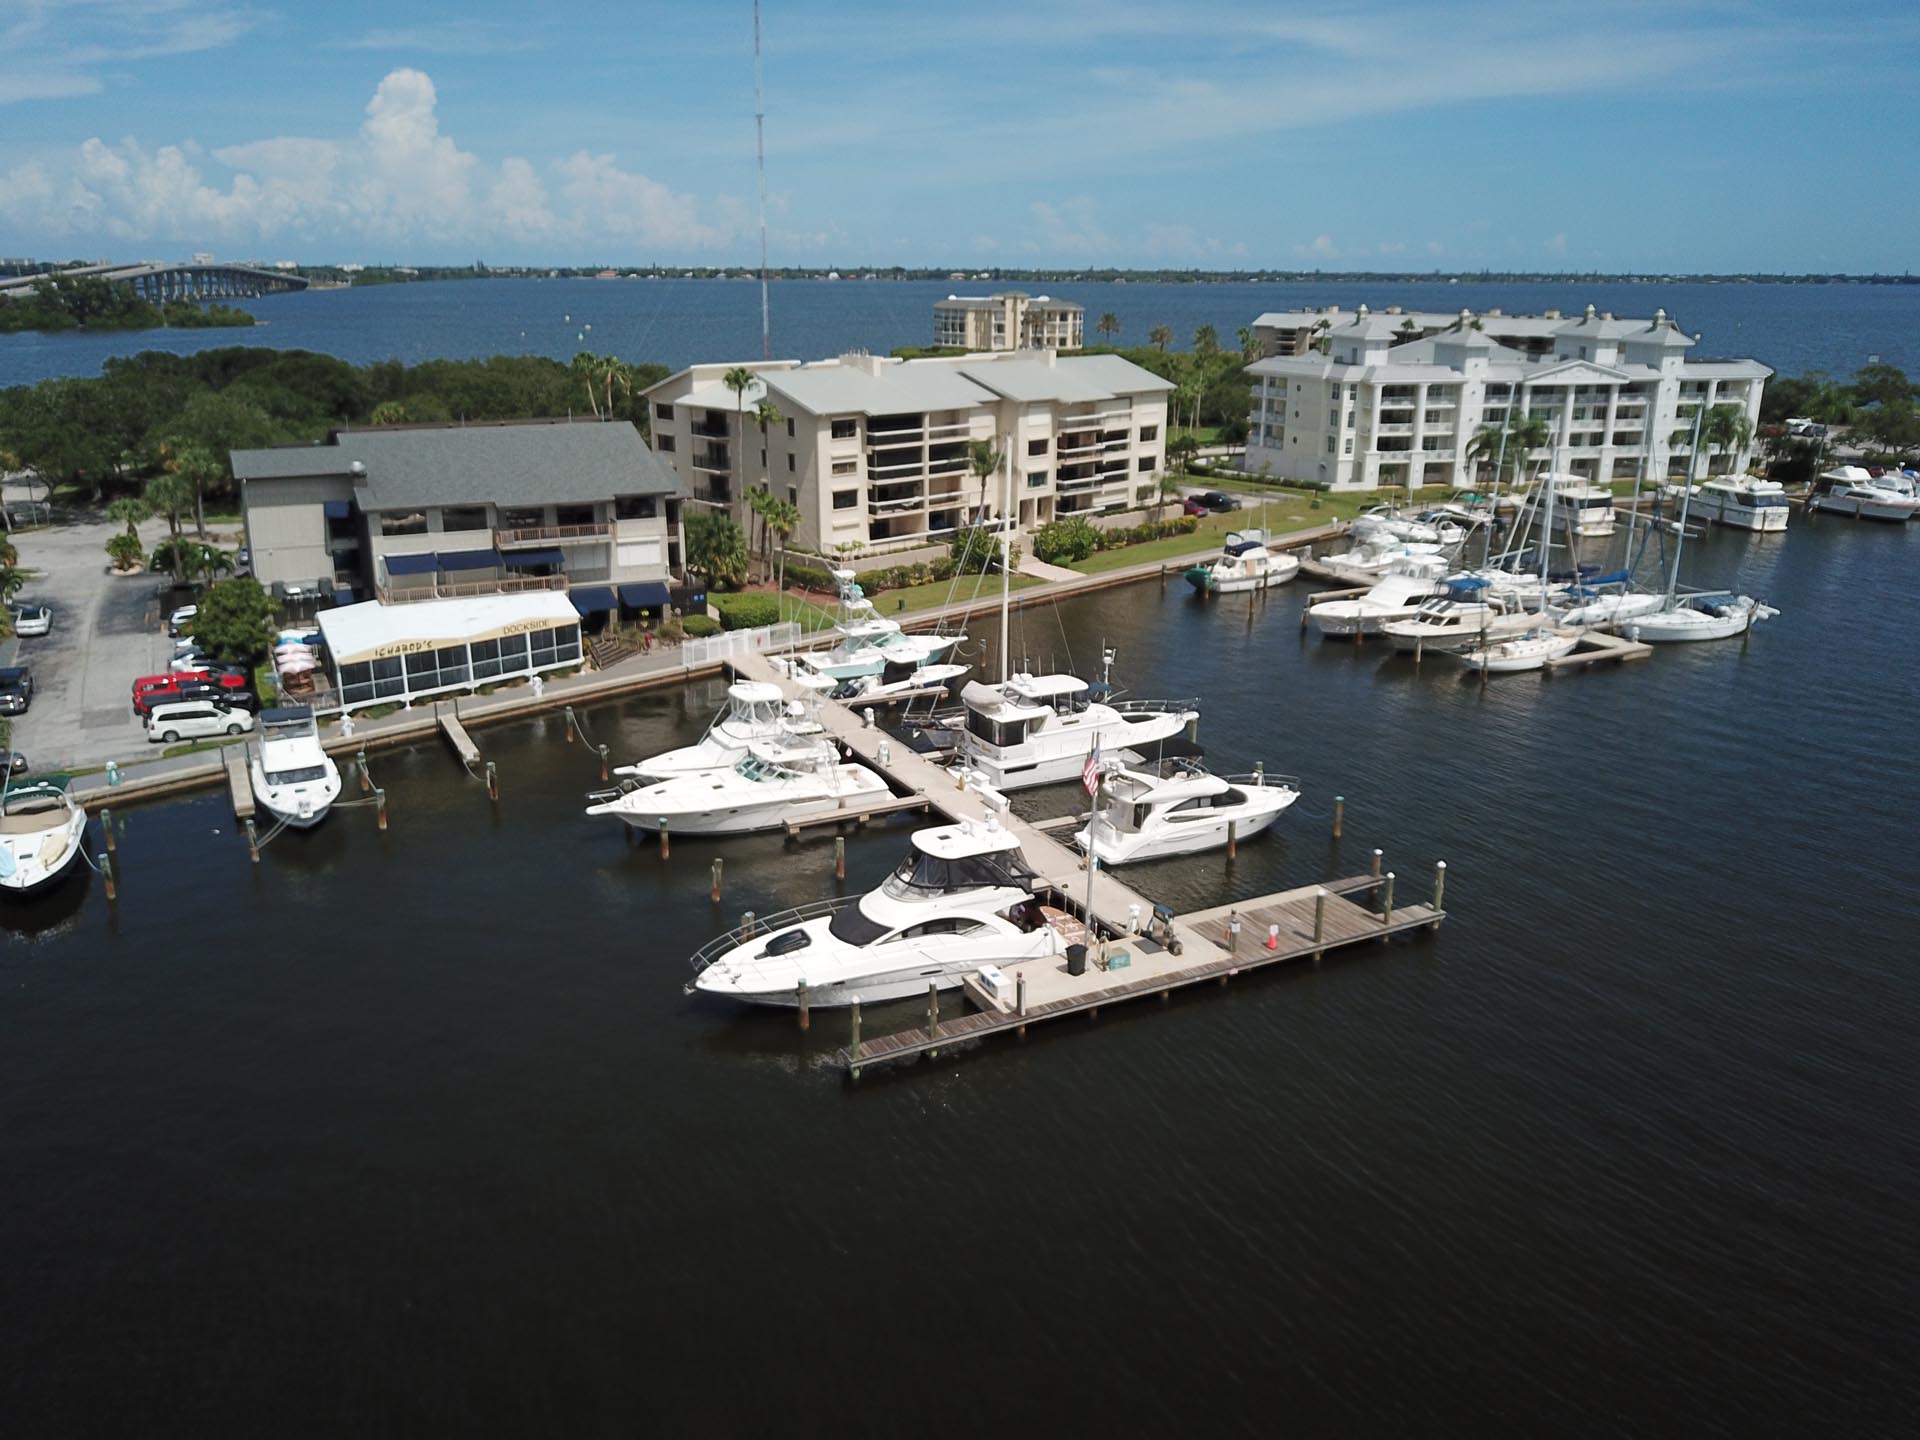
[{"x1": 4, "y1": 515, "x2": 199, "y2": 772}]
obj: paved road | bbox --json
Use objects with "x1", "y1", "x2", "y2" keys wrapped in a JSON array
[{"x1": 9, "y1": 516, "x2": 181, "y2": 772}]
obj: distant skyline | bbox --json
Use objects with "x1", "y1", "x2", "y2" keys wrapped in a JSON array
[{"x1": 3, "y1": 1, "x2": 1917, "y2": 272}]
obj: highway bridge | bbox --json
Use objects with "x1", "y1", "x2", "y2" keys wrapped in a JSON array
[{"x1": 0, "y1": 261, "x2": 310, "y2": 301}]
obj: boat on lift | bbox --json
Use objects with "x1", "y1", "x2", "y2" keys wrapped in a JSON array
[
  {"x1": 615, "y1": 680, "x2": 821, "y2": 782},
  {"x1": 686, "y1": 816, "x2": 1072, "y2": 1007},
  {"x1": 0, "y1": 777, "x2": 89, "y2": 897},
  {"x1": 586, "y1": 735, "x2": 888, "y2": 836},
  {"x1": 1307, "y1": 553, "x2": 1449, "y2": 637},
  {"x1": 1184, "y1": 529, "x2": 1299, "y2": 594},
  {"x1": 248, "y1": 706, "x2": 342, "y2": 829},
  {"x1": 1074, "y1": 760, "x2": 1299, "y2": 864}
]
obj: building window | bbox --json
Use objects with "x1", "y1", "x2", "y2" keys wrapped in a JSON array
[
  {"x1": 1027, "y1": 438, "x2": 1048, "y2": 456},
  {"x1": 555, "y1": 504, "x2": 596, "y2": 527},
  {"x1": 831, "y1": 459, "x2": 858, "y2": 476},
  {"x1": 614, "y1": 495, "x2": 658, "y2": 520},
  {"x1": 379, "y1": 511, "x2": 427, "y2": 536},
  {"x1": 656, "y1": 433, "x2": 675, "y2": 453},
  {"x1": 1137, "y1": 456, "x2": 1152, "y2": 471},
  {"x1": 439, "y1": 505, "x2": 488, "y2": 533},
  {"x1": 500, "y1": 506, "x2": 543, "y2": 531},
  {"x1": 655, "y1": 403, "x2": 673, "y2": 421},
  {"x1": 1027, "y1": 471, "x2": 1049, "y2": 489},
  {"x1": 1139, "y1": 425, "x2": 1157, "y2": 442},
  {"x1": 1326, "y1": 437, "x2": 1336, "y2": 453},
  {"x1": 1344, "y1": 438, "x2": 1353, "y2": 454},
  {"x1": 831, "y1": 417, "x2": 858, "y2": 440},
  {"x1": 786, "y1": 417, "x2": 795, "y2": 437},
  {"x1": 832, "y1": 490, "x2": 858, "y2": 510},
  {"x1": 786, "y1": 454, "x2": 796, "y2": 472},
  {"x1": 788, "y1": 486, "x2": 798, "y2": 505}
]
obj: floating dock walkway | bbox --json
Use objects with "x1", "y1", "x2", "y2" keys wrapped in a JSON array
[
  {"x1": 723, "y1": 651, "x2": 1449, "y2": 1078},
  {"x1": 224, "y1": 750, "x2": 253, "y2": 820}
]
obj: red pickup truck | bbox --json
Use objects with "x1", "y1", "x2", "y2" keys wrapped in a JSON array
[{"x1": 131, "y1": 670, "x2": 255, "y2": 716}]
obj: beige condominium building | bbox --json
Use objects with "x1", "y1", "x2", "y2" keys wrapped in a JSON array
[
  {"x1": 233, "y1": 419, "x2": 686, "y2": 623},
  {"x1": 645, "y1": 350, "x2": 1171, "y2": 551},
  {"x1": 932, "y1": 292, "x2": 1084, "y2": 351},
  {"x1": 1243, "y1": 304, "x2": 1770, "y2": 492}
]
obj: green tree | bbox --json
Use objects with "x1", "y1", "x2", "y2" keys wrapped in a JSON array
[
  {"x1": 1096, "y1": 312, "x2": 1121, "y2": 342},
  {"x1": 1850, "y1": 363, "x2": 1915, "y2": 412},
  {"x1": 187, "y1": 576, "x2": 276, "y2": 661},
  {"x1": 370, "y1": 400, "x2": 411, "y2": 425},
  {"x1": 968, "y1": 438, "x2": 1003, "y2": 520},
  {"x1": 1030, "y1": 516, "x2": 1100, "y2": 564},
  {"x1": 1167, "y1": 434, "x2": 1201, "y2": 473},
  {"x1": 1506, "y1": 411, "x2": 1553, "y2": 487},
  {"x1": 1701, "y1": 403, "x2": 1755, "y2": 476},
  {"x1": 1193, "y1": 324, "x2": 1221, "y2": 357},
  {"x1": 106, "y1": 532, "x2": 145, "y2": 572},
  {"x1": 1149, "y1": 324, "x2": 1172, "y2": 352},
  {"x1": 166, "y1": 443, "x2": 225, "y2": 539},
  {"x1": 1465, "y1": 422, "x2": 1515, "y2": 486},
  {"x1": 744, "y1": 486, "x2": 773, "y2": 581},
  {"x1": 685, "y1": 505, "x2": 748, "y2": 590},
  {"x1": 1154, "y1": 472, "x2": 1183, "y2": 520},
  {"x1": 143, "y1": 470, "x2": 196, "y2": 582},
  {"x1": 1238, "y1": 325, "x2": 1260, "y2": 363},
  {"x1": 106, "y1": 495, "x2": 151, "y2": 539},
  {"x1": 722, "y1": 366, "x2": 756, "y2": 504},
  {"x1": 764, "y1": 494, "x2": 800, "y2": 603},
  {"x1": 752, "y1": 398, "x2": 784, "y2": 573}
]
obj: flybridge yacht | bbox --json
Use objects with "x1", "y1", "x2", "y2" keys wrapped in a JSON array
[
  {"x1": 248, "y1": 706, "x2": 342, "y2": 830},
  {"x1": 1522, "y1": 475, "x2": 1617, "y2": 539},
  {"x1": 687, "y1": 817, "x2": 1071, "y2": 1007},
  {"x1": 776, "y1": 571, "x2": 960, "y2": 680},
  {"x1": 0, "y1": 778, "x2": 89, "y2": 896},
  {"x1": 776, "y1": 654, "x2": 970, "y2": 705},
  {"x1": 950, "y1": 674, "x2": 1199, "y2": 791},
  {"x1": 1810, "y1": 466, "x2": 1920, "y2": 521},
  {"x1": 1666, "y1": 477, "x2": 1790, "y2": 532},
  {"x1": 586, "y1": 735, "x2": 888, "y2": 836},
  {"x1": 615, "y1": 681, "x2": 820, "y2": 783},
  {"x1": 1381, "y1": 580, "x2": 1537, "y2": 653},
  {"x1": 1074, "y1": 760, "x2": 1299, "y2": 865},
  {"x1": 1307, "y1": 554, "x2": 1449, "y2": 637},
  {"x1": 1184, "y1": 530, "x2": 1299, "y2": 595}
]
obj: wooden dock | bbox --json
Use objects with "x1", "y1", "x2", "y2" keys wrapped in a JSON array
[
  {"x1": 1545, "y1": 627, "x2": 1653, "y2": 670},
  {"x1": 437, "y1": 707, "x2": 481, "y2": 765},
  {"x1": 224, "y1": 750, "x2": 254, "y2": 820},
  {"x1": 781, "y1": 794, "x2": 930, "y2": 838}
]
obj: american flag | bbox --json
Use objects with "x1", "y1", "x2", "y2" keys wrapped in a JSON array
[{"x1": 1083, "y1": 738, "x2": 1102, "y2": 796}]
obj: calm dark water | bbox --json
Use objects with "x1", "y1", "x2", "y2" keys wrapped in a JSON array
[
  {"x1": 3, "y1": 277, "x2": 1916, "y2": 389},
  {"x1": 3, "y1": 518, "x2": 1915, "y2": 1432}
]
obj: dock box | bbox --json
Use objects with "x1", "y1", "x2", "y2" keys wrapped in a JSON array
[{"x1": 976, "y1": 964, "x2": 1009, "y2": 999}]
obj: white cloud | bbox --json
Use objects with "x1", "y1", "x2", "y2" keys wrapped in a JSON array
[
  {"x1": 1, "y1": 2, "x2": 256, "y2": 105},
  {"x1": 1025, "y1": 197, "x2": 1109, "y2": 256},
  {"x1": 333, "y1": 23, "x2": 541, "y2": 57},
  {"x1": 1293, "y1": 234, "x2": 1339, "y2": 260},
  {"x1": 1545, "y1": 231, "x2": 1569, "y2": 257},
  {"x1": 554, "y1": 151, "x2": 717, "y2": 248}
]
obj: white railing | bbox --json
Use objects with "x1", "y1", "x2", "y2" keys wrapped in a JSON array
[{"x1": 680, "y1": 621, "x2": 803, "y2": 666}]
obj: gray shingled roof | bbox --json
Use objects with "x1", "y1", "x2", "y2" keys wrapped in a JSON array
[
  {"x1": 762, "y1": 363, "x2": 997, "y2": 417},
  {"x1": 231, "y1": 421, "x2": 677, "y2": 510}
]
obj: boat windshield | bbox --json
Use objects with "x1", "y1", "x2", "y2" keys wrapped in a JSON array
[
  {"x1": 881, "y1": 847, "x2": 1037, "y2": 900},
  {"x1": 735, "y1": 754, "x2": 806, "y2": 782},
  {"x1": 264, "y1": 764, "x2": 331, "y2": 785}
]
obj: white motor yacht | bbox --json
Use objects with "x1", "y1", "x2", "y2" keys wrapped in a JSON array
[
  {"x1": 1308, "y1": 554, "x2": 1449, "y2": 637},
  {"x1": 1626, "y1": 594, "x2": 1779, "y2": 643},
  {"x1": 1074, "y1": 761, "x2": 1299, "y2": 864},
  {"x1": 1381, "y1": 579, "x2": 1536, "y2": 653},
  {"x1": 1350, "y1": 506, "x2": 1445, "y2": 545},
  {"x1": 1522, "y1": 474, "x2": 1617, "y2": 539},
  {"x1": 1184, "y1": 530, "x2": 1299, "y2": 595},
  {"x1": 1313, "y1": 535, "x2": 1447, "y2": 584},
  {"x1": 616, "y1": 680, "x2": 819, "y2": 782},
  {"x1": 0, "y1": 779, "x2": 89, "y2": 896},
  {"x1": 781, "y1": 657, "x2": 969, "y2": 705},
  {"x1": 586, "y1": 735, "x2": 888, "y2": 836},
  {"x1": 1666, "y1": 477, "x2": 1790, "y2": 532},
  {"x1": 248, "y1": 706, "x2": 342, "y2": 829},
  {"x1": 781, "y1": 571, "x2": 960, "y2": 680},
  {"x1": 687, "y1": 817, "x2": 1072, "y2": 1006},
  {"x1": 1810, "y1": 466, "x2": 1920, "y2": 521},
  {"x1": 950, "y1": 673, "x2": 1199, "y2": 791}
]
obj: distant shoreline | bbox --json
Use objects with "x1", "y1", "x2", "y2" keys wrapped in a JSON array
[{"x1": 307, "y1": 267, "x2": 1917, "y2": 288}]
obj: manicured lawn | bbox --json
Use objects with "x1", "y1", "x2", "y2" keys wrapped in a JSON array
[
  {"x1": 1066, "y1": 500, "x2": 1344, "y2": 574},
  {"x1": 881, "y1": 572, "x2": 1044, "y2": 616},
  {"x1": 1172, "y1": 425, "x2": 1227, "y2": 445},
  {"x1": 708, "y1": 589, "x2": 839, "y2": 632}
]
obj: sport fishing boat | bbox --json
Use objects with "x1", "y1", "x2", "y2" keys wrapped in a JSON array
[
  {"x1": 1626, "y1": 594, "x2": 1779, "y2": 643},
  {"x1": 1184, "y1": 530, "x2": 1299, "y2": 595},
  {"x1": 686, "y1": 816, "x2": 1071, "y2": 1007},
  {"x1": 777, "y1": 571, "x2": 960, "y2": 680},
  {"x1": 1809, "y1": 466, "x2": 1920, "y2": 521},
  {"x1": 248, "y1": 706, "x2": 342, "y2": 829},
  {"x1": 615, "y1": 680, "x2": 820, "y2": 782},
  {"x1": 1307, "y1": 554, "x2": 1449, "y2": 637},
  {"x1": 0, "y1": 778, "x2": 89, "y2": 896},
  {"x1": 1380, "y1": 579, "x2": 1535, "y2": 653},
  {"x1": 1074, "y1": 760, "x2": 1299, "y2": 864},
  {"x1": 948, "y1": 673, "x2": 1199, "y2": 791},
  {"x1": 586, "y1": 735, "x2": 888, "y2": 836},
  {"x1": 1665, "y1": 477, "x2": 1790, "y2": 532}
]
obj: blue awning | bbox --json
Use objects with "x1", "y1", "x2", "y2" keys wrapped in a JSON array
[
  {"x1": 436, "y1": 548, "x2": 500, "y2": 572},
  {"x1": 570, "y1": 586, "x2": 617, "y2": 615},
  {"x1": 619, "y1": 580, "x2": 671, "y2": 608},
  {"x1": 332, "y1": 588, "x2": 355, "y2": 607},
  {"x1": 503, "y1": 547, "x2": 565, "y2": 569},
  {"x1": 323, "y1": 500, "x2": 352, "y2": 520},
  {"x1": 384, "y1": 552, "x2": 438, "y2": 576}
]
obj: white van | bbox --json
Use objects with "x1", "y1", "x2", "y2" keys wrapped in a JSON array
[{"x1": 146, "y1": 700, "x2": 256, "y2": 744}]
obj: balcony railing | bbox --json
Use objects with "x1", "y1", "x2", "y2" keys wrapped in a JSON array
[
  {"x1": 496, "y1": 522, "x2": 611, "y2": 547},
  {"x1": 691, "y1": 449, "x2": 732, "y2": 474},
  {"x1": 377, "y1": 574, "x2": 570, "y2": 605},
  {"x1": 690, "y1": 420, "x2": 729, "y2": 438}
]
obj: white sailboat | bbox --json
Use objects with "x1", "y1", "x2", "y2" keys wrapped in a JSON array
[
  {"x1": 1073, "y1": 761, "x2": 1299, "y2": 864},
  {"x1": 586, "y1": 736, "x2": 888, "y2": 836},
  {"x1": 1184, "y1": 529, "x2": 1299, "y2": 594},
  {"x1": 248, "y1": 706, "x2": 342, "y2": 829},
  {"x1": 1453, "y1": 472, "x2": 1576, "y2": 674},
  {"x1": 0, "y1": 778, "x2": 89, "y2": 896},
  {"x1": 686, "y1": 817, "x2": 1070, "y2": 1006},
  {"x1": 616, "y1": 680, "x2": 820, "y2": 782},
  {"x1": 1307, "y1": 554, "x2": 1449, "y2": 637}
]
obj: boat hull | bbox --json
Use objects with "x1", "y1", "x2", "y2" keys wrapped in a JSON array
[
  {"x1": 968, "y1": 713, "x2": 1194, "y2": 791},
  {"x1": 1626, "y1": 611, "x2": 1753, "y2": 643},
  {"x1": 1077, "y1": 798, "x2": 1293, "y2": 864},
  {"x1": 600, "y1": 771, "x2": 893, "y2": 835},
  {"x1": 1809, "y1": 494, "x2": 1916, "y2": 522},
  {"x1": 0, "y1": 814, "x2": 89, "y2": 897}
]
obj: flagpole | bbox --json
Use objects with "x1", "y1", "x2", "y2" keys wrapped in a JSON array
[{"x1": 1082, "y1": 741, "x2": 1101, "y2": 953}]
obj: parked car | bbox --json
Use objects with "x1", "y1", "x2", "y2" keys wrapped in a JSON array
[
  {"x1": 1197, "y1": 491, "x2": 1241, "y2": 512},
  {"x1": 0, "y1": 750, "x2": 28, "y2": 776},
  {"x1": 11, "y1": 604, "x2": 51, "y2": 637},
  {"x1": 169, "y1": 649, "x2": 211, "y2": 673},
  {"x1": 166, "y1": 604, "x2": 198, "y2": 638},
  {"x1": 145, "y1": 700, "x2": 256, "y2": 744},
  {"x1": 132, "y1": 669, "x2": 253, "y2": 716},
  {"x1": 1182, "y1": 496, "x2": 1211, "y2": 517},
  {"x1": 0, "y1": 666, "x2": 32, "y2": 715}
]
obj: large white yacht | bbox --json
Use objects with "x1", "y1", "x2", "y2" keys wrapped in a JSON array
[
  {"x1": 776, "y1": 571, "x2": 960, "y2": 680},
  {"x1": 950, "y1": 674, "x2": 1199, "y2": 791},
  {"x1": 0, "y1": 779, "x2": 89, "y2": 896},
  {"x1": 616, "y1": 680, "x2": 820, "y2": 783},
  {"x1": 1184, "y1": 530, "x2": 1299, "y2": 595},
  {"x1": 1307, "y1": 554, "x2": 1449, "y2": 637},
  {"x1": 248, "y1": 706, "x2": 342, "y2": 830},
  {"x1": 687, "y1": 817, "x2": 1070, "y2": 1006},
  {"x1": 586, "y1": 735, "x2": 888, "y2": 836},
  {"x1": 1522, "y1": 475, "x2": 1617, "y2": 539},
  {"x1": 1074, "y1": 761, "x2": 1299, "y2": 864},
  {"x1": 1810, "y1": 466, "x2": 1920, "y2": 521},
  {"x1": 1666, "y1": 477, "x2": 1790, "y2": 532}
]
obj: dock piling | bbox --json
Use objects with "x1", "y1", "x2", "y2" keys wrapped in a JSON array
[
  {"x1": 357, "y1": 749, "x2": 369, "y2": 793},
  {"x1": 1371, "y1": 847, "x2": 1383, "y2": 878},
  {"x1": 1333, "y1": 795, "x2": 1344, "y2": 839},
  {"x1": 739, "y1": 909, "x2": 755, "y2": 942},
  {"x1": 1382, "y1": 872, "x2": 1396, "y2": 930},
  {"x1": 927, "y1": 983, "x2": 940, "y2": 1056},
  {"x1": 710, "y1": 857, "x2": 723, "y2": 904},
  {"x1": 1228, "y1": 908, "x2": 1241, "y2": 955},
  {"x1": 100, "y1": 808, "x2": 115, "y2": 852},
  {"x1": 245, "y1": 819, "x2": 259, "y2": 864},
  {"x1": 598, "y1": 743, "x2": 609, "y2": 783},
  {"x1": 100, "y1": 852, "x2": 116, "y2": 903},
  {"x1": 1227, "y1": 819, "x2": 1237, "y2": 860},
  {"x1": 834, "y1": 835, "x2": 846, "y2": 881},
  {"x1": 1313, "y1": 889, "x2": 1326, "y2": 961},
  {"x1": 565, "y1": 706, "x2": 576, "y2": 744},
  {"x1": 484, "y1": 760, "x2": 498, "y2": 802},
  {"x1": 850, "y1": 997, "x2": 861, "y2": 1061},
  {"x1": 1432, "y1": 860, "x2": 1447, "y2": 923},
  {"x1": 797, "y1": 982, "x2": 810, "y2": 1032},
  {"x1": 1253, "y1": 762, "x2": 1263, "y2": 785},
  {"x1": 659, "y1": 820, "x2": 669, "y2": 859},
  {"x1": 375, "y1": 787, "x2": 388, "y2": 831}
]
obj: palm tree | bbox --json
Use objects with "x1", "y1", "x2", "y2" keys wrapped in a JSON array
[
  {"x1": 968, "y1": 438, "x2": 1003, "y2": 526},
  {"x1": 752, "y1": 398, "x2": 784, "y2": 573},
  {"x1": 744, "y1": 487, "x2": 773, "y2": 582},
  {"x1": 1505, "y1": 411, "x2": 1553, "y2": 489},
  {"x1": 1149, "y1": 324, "x2": 1172, "y2": 352},
  {"x1": 570, "y1": 352, "x2": 604, "y2": 418},
  {"x1": 1702, "y1": 402, "x2": 1755, "y2": 477},
  {"x1": 1096, "y1": 312, "x2": 1121, "y2": 343},
  {"x1": 369, "y1": 400, "x2": 411, "y2": 426},
  {"x1": 107, "y1": 495, "x2": 150, "y2": 540},
  {"x1": 1237, "y1": 326, "x2": 1259, "y2": 363},
  {"x1": 1154, "y1": 473, "x2": 1183, "y2": 520},
  {"x1": 1173, "y1": 376, "x2": 1202, "y2": 438},
  {"x1": 722, "y1": 366, "x2": 756, "y2": 506},
  {"x1": 1167, "y1": 434, "x2": 1201, "y2": 474},
  {"x1": 143, "y1": 471, "x2": 196, "y2": 583},
  {"x1": 1193, "y1": 324, "x2": 1220, "y2": 356},
  {"x1": 764, "y1": 495, "x2": 800, "y2": 605}
]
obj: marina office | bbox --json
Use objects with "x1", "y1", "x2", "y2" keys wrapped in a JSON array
[{"x1": 233, "y1": 420, "x2": 687, "y2": 622}]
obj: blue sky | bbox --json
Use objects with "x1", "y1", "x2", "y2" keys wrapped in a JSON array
[{"x1": 2, "y1": 0, "x2": 1917, "y2": 271}]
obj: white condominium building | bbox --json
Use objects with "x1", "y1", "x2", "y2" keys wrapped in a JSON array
[
  {"x1": 645, "y1": 350, "x2": 1171, "y2": 551},
  {"x1": 1244, "y1": 304, "x2": 1770, "y2": 492},
  {"x1": 933, "y1": 292, "x2": 1084, "y2": 351}
]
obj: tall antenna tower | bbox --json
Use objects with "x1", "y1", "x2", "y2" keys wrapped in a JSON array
[{"x1": 754, "y1": 0, "x2": 770, "y2": 360}]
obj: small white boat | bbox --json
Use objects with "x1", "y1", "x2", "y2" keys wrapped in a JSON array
[
  {"x1": 949, "y1": 673, "x2": 1199, "y2": 791},
  {"x1": 1074, "y1": 761, "x2": 1299, "y2": 864},
  {"x1": 616, "y1": 680, "x2": 819, "y2": 782},
  {"x1": 248, "y1": 706, "x2": 342, "y2": 829},
  {"x1": 1313, "y1": 535, "x2": 1447, "y2": 584},
  {"x1": 1809, "y1": 466, "x2": 1920, "y2": 521},
  {"x1": 1184, "y1": 530, "x2": 1299, "y2": 594},
  {"x1": 1665, "y1": 477, "x2": 1790, "y2": 532},
  {"x1": 1522, "y1": 474, "x2": 1617, "y2": 538},
  {"x1": 1381, "y1": 579, "x2": 1536, "y2": 653},
  {"x1": 1308, "y1": 554, "x2": 1449, "y2": 637},
  {"x1": 1626, "y1": 595, "x2": 1779, "y2": 643},
  {"x1": 687, "y1": 816, "x2": 1070, "y2": 1007},
  {"x1": 1350, "y1": 506, "x2": 1446, "y2": 545},
  {"x1": 587, "y1": 735, "x2": 888, "y2": 836},
  {"x1": 0, "y1": 779, "x2": 89, "y2": 896},
  {"x1": 1451, "y1": 629, "x2": 1579, "y2": 674}
]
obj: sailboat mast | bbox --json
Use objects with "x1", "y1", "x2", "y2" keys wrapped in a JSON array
[
  {"x1": 753, "y1": 0, "x2": 771, "y2": 361},
  {"x1": 999, "y1": 439, "x2": 1012, "y2": 685},
  {"x1": 1665, "y1": 404, "x2": 1704, "y2": 604}
]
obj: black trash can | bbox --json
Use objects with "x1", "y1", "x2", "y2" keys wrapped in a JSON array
[{"x1": 1067, "y1": 943, "x2": 1088, "y2": 977}]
